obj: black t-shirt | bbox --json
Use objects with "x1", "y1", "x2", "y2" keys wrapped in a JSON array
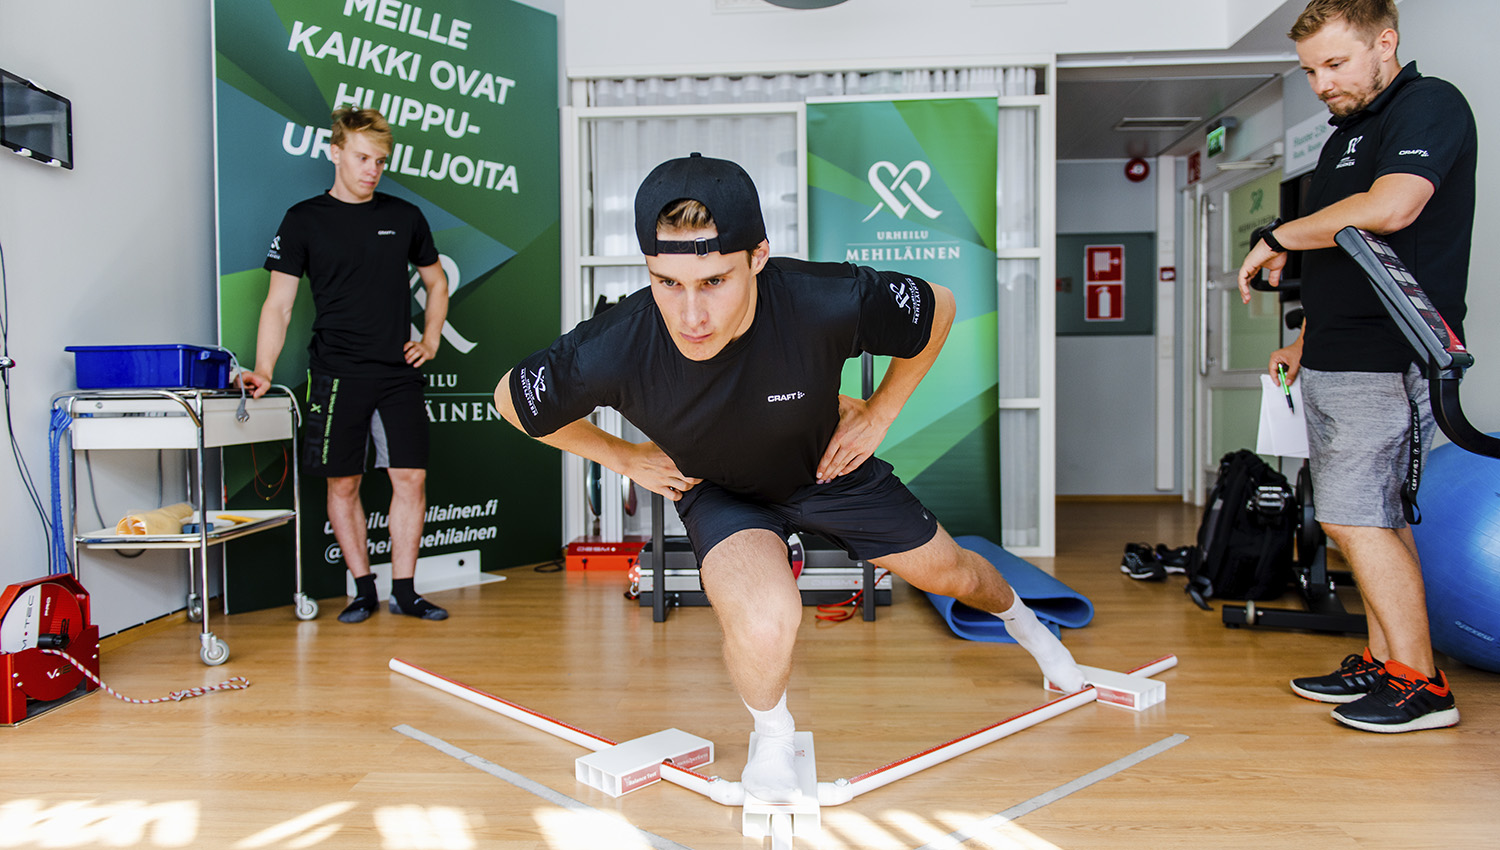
[
  {"x1": 510, "y1": 258, "x2": 936, "y2": 503},
  {"x1": 1300, "y1": 62, "x2": 1476, "y2": 372},
  {"x1": 264, "y1": 192, "x2": 439, "y2": 377}
]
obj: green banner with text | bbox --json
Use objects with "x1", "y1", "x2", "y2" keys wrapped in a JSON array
[
  {"x1": 807, "y1": 97, "x2": 1001, "y2": 539},
  {"x1": 213, "y1": 0, "x2": 560, "y2": 611}
]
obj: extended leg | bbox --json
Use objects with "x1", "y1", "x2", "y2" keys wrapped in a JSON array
[
  {"x1": 700, "y1": 528, "x2": 803, "y2": 801},
  {"x1": 874, "y1": 525, "x2": 1086, "y2": 692}
]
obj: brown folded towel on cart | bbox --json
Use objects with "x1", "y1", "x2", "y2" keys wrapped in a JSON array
[{"x1": 116, "y1": 502, "x2": 195, "y2": 535}]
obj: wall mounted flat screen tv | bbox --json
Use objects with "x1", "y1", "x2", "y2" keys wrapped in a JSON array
[{"x1": 1, "y1": 68, "x2": 73, "y2": 169}]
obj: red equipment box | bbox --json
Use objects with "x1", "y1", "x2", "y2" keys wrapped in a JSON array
[
  {"x1": 565, "y1": 537, "x2": 647, "y2": 571},
  {"x1": 1, "y1": 574, "x2": 100, "y2": 725}
]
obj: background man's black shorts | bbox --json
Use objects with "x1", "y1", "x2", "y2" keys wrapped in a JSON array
[
  {"x1": 674, "y1": 457, "x2": 939, "y2": 565},
  {"x1": 303, "y1": 371, "x2": 428, "y2": 477}
]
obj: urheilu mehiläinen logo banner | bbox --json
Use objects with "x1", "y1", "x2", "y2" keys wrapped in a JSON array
[{"x1": 862, "y1": 160, "x2": 944, "y2": 222}]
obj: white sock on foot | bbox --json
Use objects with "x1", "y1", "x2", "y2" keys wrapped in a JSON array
[
  {"x1": 993, "y1": 597, "x2": 1087, "y2": 692},
  {"x1": 742, "y1": 693, "x2": 800, "y2": 802}
]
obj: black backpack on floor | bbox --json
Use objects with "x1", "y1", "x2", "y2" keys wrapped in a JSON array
[{"x1": 1186, "y1": 449, "x2": 1296, "y2": 608}]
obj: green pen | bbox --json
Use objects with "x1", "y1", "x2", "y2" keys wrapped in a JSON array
[{"x1": 1277, "y1": 363, "x2": 1295, "y2": 413}]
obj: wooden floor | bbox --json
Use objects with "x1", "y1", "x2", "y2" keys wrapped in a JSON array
[{"x1": 4, "y1": 500, "x2": 1496, "y2": 849}]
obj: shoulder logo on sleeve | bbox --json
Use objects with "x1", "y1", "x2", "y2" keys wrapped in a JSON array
[
  {"x1": 889, "y1": 277, "x2": 923, "y2": 324},
  {"x1": 266, "y1": 235, "x2": 282, "y2": 260},
  {"x1": 521, "y1": 366, "x2": 547, "y2": 415},
  {"x1": 1399, "y1": 149, "x2": 1430, "y2": 157}
]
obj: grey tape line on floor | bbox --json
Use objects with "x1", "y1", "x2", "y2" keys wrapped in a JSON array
[{"x1": 393, "y1": 723, "x2": 698, "y2": 850}]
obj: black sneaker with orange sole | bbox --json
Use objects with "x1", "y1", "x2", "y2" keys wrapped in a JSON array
[
  {"x1": 1290, "y1": 648, "x2": 1387, "y2": 704},
  {"x1": 1332, "y1": 659, "x2": 1459, "y2": 733}
]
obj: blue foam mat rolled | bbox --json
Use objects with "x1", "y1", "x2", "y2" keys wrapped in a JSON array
[{"x1": 923, "y1": 535, "x2": 1095, "y2": 643}]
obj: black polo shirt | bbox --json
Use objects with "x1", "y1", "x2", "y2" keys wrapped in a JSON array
[
  {"x1": 265, "y1": 192, "x2": 439, "y2": 377},
  {"x1": 1300, "y1": 62, "x2": 1476, "y2": 372},
  {"x1": 509, "y1": 258, "x2": 935, "y2": 503}
]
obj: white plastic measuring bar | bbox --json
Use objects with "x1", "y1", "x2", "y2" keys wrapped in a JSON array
[
  {"x1": 390, "y1": 657, "x2": 615, "y2": 752},
  {"x1": 818, "y1": 654, "x2": 1179, "y2": 804}
]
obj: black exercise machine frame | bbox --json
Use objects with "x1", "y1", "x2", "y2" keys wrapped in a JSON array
[{"x1": 1224, "y1": 226, "x2": 1500, "y2": 632}]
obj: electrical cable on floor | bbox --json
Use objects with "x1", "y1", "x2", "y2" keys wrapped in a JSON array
[
  {"x1": 2, "y1": 234, "x2": 58, "y2": 573},
  {"x1": 41, "y1": 648, "x2": 250, "y2": 704},
  {"x1": 816, "y1": 569, "x2": 890, "y2": 622}
]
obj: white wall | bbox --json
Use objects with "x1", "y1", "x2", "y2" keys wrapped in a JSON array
[
  {"x1": 1, "y1": 2, "x2": 218, "y2": 635},
  {"x1": 566, "y1": 0, "x2": 1266, "y2": 75},
  {"x1": 1056, "y1": 160, "x2": 1164, "y2": 495}
]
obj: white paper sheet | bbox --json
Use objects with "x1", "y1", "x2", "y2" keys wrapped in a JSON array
[{"x1": 1256, "y1": 372, "x2": 1309, "y2": 458}]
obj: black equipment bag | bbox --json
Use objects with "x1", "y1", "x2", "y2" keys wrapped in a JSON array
[{"x1": 1186, "y1": 449, "x2": 1296, "y2": 607}]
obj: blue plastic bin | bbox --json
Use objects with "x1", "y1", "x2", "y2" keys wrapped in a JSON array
[{"x1": 66, "y1": 344, "x2": 233, "y2": 389}]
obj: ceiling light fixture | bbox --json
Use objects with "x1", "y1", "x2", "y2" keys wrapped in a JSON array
[{"x1": 1114, "y1": 117, "x2": 1201, "y2": 131}]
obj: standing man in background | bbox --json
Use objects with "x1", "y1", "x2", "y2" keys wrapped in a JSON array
[
  {"x1": 1238, "y1": 0, "x2": 1475, "y2": 732},
  {"x1": 242, "y1": 108, "x2": 453, "y2": 624}
]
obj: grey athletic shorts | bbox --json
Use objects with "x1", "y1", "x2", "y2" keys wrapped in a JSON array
[{"x1": 1300, "y1": 364, "x2": 1433, "y2": 529}]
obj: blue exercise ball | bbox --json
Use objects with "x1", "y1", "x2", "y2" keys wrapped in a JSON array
[{"x1": 1411, "y1": 435, "x2": 1500, "y2": 673}]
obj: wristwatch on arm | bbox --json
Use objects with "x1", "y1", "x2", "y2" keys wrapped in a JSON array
[{"x1": 1252, "y1": 217, "x2": 1287, "y2": 253}]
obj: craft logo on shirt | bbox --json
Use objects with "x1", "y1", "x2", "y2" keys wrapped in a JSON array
[
  {"x1": 266, "y1": 235, "x2": 282, "y2": 260},
  {"x1": 377, "y1": 229, "x2": 397, "y2": 236},
  {"x1": 1400, "y1": 149, "x2": 1431, "y2": 158},
  {"x1": 862, "y1": 160, "x2": 944, "y2": 223},
  {"x1": 520, "y1": 366, "x2": 547, "y2": 415},
  {"x1": 1336, "y1": 135, "x2": 1363, "y2": 169},
  {"x1": 889, "y1": 277, "x2": 923, "y2": 325},
  {"x1": 767, "y1": 391, "x2": 806, "y2": 403}
]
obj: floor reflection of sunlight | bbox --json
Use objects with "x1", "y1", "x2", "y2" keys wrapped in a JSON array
[
  {"x1": 0, "y1": 799, "x2": 198, "y2": 848},
  {"x1": 374, "y1": 805, "x2": 477, "y2": 850},
  {"x1": 235, "y1": 802, "x2": 357, "y2": 848},
  {"x1": 534, "y1": 806, "x2": 655, "y2": 850}
]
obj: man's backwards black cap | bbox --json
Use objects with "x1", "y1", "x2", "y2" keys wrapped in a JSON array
[{"x1": 634, "y1": 153, "x2": 767, "y2": 256}]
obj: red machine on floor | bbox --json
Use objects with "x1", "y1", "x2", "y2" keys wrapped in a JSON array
[{"x1": 1, "y1": 574, "x2": 100, "y2": 725}]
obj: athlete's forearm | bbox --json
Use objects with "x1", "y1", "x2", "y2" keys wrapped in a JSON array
[
  {"x1": 867, "y1": 283, "x2": 955, "y2": 424},
  {"x1": 494, "y1": 372, "x2": 632, "y2": 471}
]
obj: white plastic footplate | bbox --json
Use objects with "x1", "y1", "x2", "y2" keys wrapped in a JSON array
[
  {"x1": 743, "y1": 732, "x2": 821, "y2": 840},
  {"x1": 575, "y1": 729, "x2": 713, "y2": 797},
  {"x1": 1044, "y1": 665, "x2": 1166, "y2": 711}
]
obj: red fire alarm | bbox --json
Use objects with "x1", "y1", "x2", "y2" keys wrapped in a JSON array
[{"x1": 1124, "y1": 157, "x2": 1150, "y2": 182}]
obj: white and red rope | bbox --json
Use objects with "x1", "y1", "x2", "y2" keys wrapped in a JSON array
[{"x1": 40, "y1": 648, "x2": 249, "y2": 704}]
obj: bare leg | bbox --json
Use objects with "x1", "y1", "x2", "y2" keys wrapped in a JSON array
[
  {"x1": 875, "y1": 525, "x2": 1086, "y2": 691},
  {"x1": 1323, "y1": 522, "x2": 1434, "y2": 676},
  {"x1": 325, "y1": 475, "x2": 369, "y2": 578},
  {"x1": 700, "y1": 528, "x2": 803, "y2": 800},
  {"x1": 386, "y1": 468, "x2": 427, "y2": 581}
]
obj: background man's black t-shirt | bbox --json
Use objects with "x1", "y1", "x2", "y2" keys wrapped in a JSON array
[
  {"x1": 264, "y1": 192, "x2": 439, "y2": 377},
  {"x1": 1300, "y1": 63, "x2": 1476, "y2": 372},
  {"x1": 510, "y1": 258, "x2": 935, "y2": 503}
]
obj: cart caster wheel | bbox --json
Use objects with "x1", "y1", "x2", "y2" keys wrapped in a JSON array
[
  {"x1": 294, "y1": 594, "x2": 319, "y2": 621},
  {"x1": 1244, "y1": 600, "x2": 1258, "y2": 625},
  {"x1": 200, "y1": 636, "x2": 230, "y2": 666},
  {"x1": 186, "y1": 595, "x2": 204, "y2": 624}
]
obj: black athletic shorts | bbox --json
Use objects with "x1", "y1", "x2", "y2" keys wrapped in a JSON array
[
  {"x1": 675, "y1": 457, "x2": 939, "y2": 564},
  {"x1": 302, "y1": 371, "x2": 428, "y2": 477}
]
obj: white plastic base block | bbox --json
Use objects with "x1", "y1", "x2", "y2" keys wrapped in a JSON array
[
  {"x1": 743, "y1": 732, "x2": 821, "y2": 841},
  {"x1": 1045, "y1": 665, "x2": 1166, "y2": 711},
  {"x1": 575, "y1": 728, "x2": 713, "y2": 797}
]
